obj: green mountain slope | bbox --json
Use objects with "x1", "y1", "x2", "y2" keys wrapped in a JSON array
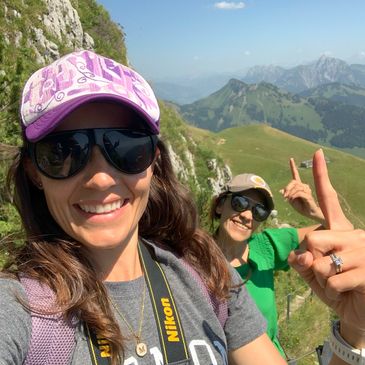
[
  {"x1": 299, "y1": 82, "x2": 365, "y2": 108},
  {"x1": 181, "y1": 79, "x2": 323, "y2": 133},
  {"x1": 180, "y1": 78, "x2": 365, "y2": 158},
  {"x1": 191, "y1": 123, "x2": 365, "y2": 229}
]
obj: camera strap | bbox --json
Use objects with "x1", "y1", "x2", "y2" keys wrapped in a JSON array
[{"x1": 86, "y1": 240, "x2": 189, "y2": 364}]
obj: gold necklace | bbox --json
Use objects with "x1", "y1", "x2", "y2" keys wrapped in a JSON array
[{"x1": 110, "y1": 277, "x2": 148, "y2": 357}]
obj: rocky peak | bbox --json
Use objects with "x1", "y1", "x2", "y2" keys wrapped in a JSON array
[
  {"x1": 42, "y1": 0, "x2": 94, "y2": 51},
  {"x1": 244, "y1": 64, "x2": 285, "y2": 84}
]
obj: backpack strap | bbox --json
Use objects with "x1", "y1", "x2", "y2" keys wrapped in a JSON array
[
  {"x1": 180, "y1": 260, "x2": 228, "y2": 328},
  {"x1": 20, "y1": 277, "x2": 77, "y2": 365}
]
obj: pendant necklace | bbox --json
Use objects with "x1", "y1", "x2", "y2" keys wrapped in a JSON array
[{"x1": 110, "y1": 276, "x2": 148, "y2": 357}]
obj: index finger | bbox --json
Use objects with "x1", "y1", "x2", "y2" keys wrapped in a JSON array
[
  {"x1": 312, "y1": 149, "x2": 352, "y2": 230},
  {"x1": 290, "y1": 157, "x2": 301, "y2": 182}
]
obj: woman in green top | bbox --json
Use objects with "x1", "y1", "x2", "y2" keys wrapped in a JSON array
[{"x1": 210, "y1": 158, "x2": 326, "y2": 358}]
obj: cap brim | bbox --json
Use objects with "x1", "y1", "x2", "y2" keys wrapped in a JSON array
[{"x1": 25, "y1": 94, "x2": 159, "y2": 142}]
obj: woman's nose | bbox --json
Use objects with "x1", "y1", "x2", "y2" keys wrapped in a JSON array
[
  {"x1": 82, "y1": 146, "x2": 119, "y2": 190},
  {"x1": 238, "y1": 208, "x2": 253, "y2": 221}
]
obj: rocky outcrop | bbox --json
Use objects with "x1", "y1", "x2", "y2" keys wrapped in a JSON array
[
  {"x1": 4, "y1": 0, "x2": 95, "y2": 65},
  {"x1": 207, "y1": 159, "x2": 232, "y2": 196},
  {"x1": 167, "y1": 143, "x2": 190, "y2": 183},
  {"x1": 42, "y1": 0, "x2": 94, "y2": 50},
  {"x1": 167, "y1": 137, "x2": 231, "y2": 196}
]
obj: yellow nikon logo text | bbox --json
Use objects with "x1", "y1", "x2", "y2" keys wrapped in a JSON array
[
  {"x1": 96, "y1": 335, "x2": 111, "y2": 358},
  {"x1": 161, "y1": 297, "x2": 180, "y2": 342}
]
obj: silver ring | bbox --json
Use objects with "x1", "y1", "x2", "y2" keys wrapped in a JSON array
[{"x1": 329, "y1": 253, "x2": 343, "y2": 274}]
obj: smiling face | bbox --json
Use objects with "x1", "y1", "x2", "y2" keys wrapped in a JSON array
[
  {"x1": 27, "y1": 102, "x2": 156, "y2": 252},
  {"x1": 217, "y1": 189, "x2": 267, "y2": 244}
]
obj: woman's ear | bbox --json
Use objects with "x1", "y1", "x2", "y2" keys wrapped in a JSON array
[
  {"x1": 24, "y1": 157, "x2": 43, "y2": 189},
  {"x1": 214, "y1": 195, "x2": 227, "y2": 217}
]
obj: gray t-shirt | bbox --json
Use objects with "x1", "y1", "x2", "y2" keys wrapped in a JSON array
[{"x1": 0, "y1": 242, "x2": 266, "y2": 364}]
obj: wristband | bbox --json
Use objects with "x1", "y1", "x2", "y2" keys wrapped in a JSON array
[{"x1": 330, "y1": 320, "x2": 365, "y2": 365}]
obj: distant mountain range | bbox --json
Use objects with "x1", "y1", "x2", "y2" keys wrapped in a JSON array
[
  {"x1": 154, "y1": 56, "x2": 365, "y2": 104},
  {"x1": 242, "y1": 55, "x2": 365, "y2": 93},
  {"x1": 178, "y1": 78, "x2": 365, "y2": 154}
]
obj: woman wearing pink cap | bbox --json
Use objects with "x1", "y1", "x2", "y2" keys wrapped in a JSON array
[
  {"x1": 0, "y1": 50, "x2": 364, "y2": 365},
  {"x1": 210, "y1": 161, "x2": 327, "y2": 358}
]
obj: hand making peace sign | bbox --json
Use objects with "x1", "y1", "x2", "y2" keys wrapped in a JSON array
[
  {"x1": 289, "y1": 149, "x2": 365, "y2": 350},
  {"x1": 281, "y1": 157, "x2": 325, "y2": 224}
]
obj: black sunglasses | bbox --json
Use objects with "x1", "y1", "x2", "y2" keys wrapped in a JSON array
[
  {"x1": 229, "y1": 194, "x2": 271, "y2": 222},
  {"x1": 27, "y1": 128, "x2": 158, "y2": 179}
]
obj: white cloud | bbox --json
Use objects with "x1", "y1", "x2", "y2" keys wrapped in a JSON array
[
  {"x1": 244, "y1": 50, "x2": 251, "y2": 56},
  {"x1": 214, "y1": 2, "x2": 246, "y2": 10},
  {"x1": 360, "y1": 51, "x2": 365, "y2": 58}
]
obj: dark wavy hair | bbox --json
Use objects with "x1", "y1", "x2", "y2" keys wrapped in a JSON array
[{"x1": 2, "y1": 137, "x2": 232, "y2": 363}]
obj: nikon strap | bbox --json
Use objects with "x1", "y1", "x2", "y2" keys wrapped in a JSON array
[
  {"x1": 138, "y1": 240, "x2": 190, "y2": 364},
  {"x1": 86, "y1": 240, "x2": 189, "y2": 364}
]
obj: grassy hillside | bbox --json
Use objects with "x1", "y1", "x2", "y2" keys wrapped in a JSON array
[
  {"x1": 181, "y1": 80, "x2": 324, "y2": 133},
  {"x1": 191, "y1": 124, "x2": 365, "y2": 229}
]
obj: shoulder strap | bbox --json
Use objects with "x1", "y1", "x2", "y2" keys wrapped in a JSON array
[
  {"x1": 139, "y1": 241, "x2": 190, "y2": 364},
  {"x1": 180, "y1": 260, "x2": 228, "y2": 328},
  {"x1": 20, "y1": 277, "x2": 77, "y2": 365}
]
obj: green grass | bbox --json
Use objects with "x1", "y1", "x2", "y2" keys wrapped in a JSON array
[
  {"x1": 279, "y1": 295, "x2": 331, "y2": 364},
  {"x1": 192, "y1": 123, "x2": 365, "y2": 229},
  {"x1": 274, "y1": 269, "x2": 331, "y2": 364}
]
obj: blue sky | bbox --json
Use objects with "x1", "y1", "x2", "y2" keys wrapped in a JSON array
[{"x1": 97, "y1": 0, "x2": 365, "y2": 80}]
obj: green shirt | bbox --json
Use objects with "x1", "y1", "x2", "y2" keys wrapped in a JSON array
[{"x1": 235, "y1": 227, "x2": 299, "y2": 358}]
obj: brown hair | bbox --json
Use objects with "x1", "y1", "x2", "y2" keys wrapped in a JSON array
[
  {"x1": 2, "y1": 138, "x2": 232, "y2": 363},
  {"x1": 210, "y1": 192, "x2": 230, "y2": 221},
  {"x1": 209, "y1": 191, "x2": 230, "y2": 240}
]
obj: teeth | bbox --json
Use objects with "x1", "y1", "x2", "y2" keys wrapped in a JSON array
[
  {"x1": 79, "y1": 200, "x2": 122, "y2": 214},
  {"x1": 233, "y1": 221, "x2": 248, "y2": 229}
]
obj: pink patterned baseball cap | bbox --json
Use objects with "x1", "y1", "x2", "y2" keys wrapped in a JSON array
[{"x1": 21, "y1": 50, "x2": 160, "y2": 142}]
